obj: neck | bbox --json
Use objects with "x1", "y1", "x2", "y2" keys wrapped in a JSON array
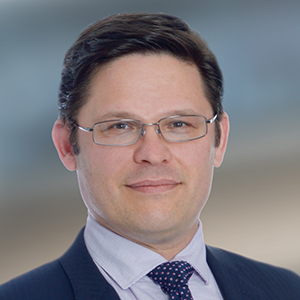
[
  {"x1": 90, "y1": 213, "x2": 200, "y2": 260},
  {"x1": 120, "y1": 222, "x2": 199, "y2": 261}
]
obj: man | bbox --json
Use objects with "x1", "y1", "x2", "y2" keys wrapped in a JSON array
[{"x1": 1, "y1": 12, "x2": 299, "y2": 300}]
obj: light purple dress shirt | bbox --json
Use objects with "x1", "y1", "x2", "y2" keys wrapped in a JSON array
[{"x1": 84, "y1": 214, "x2": 223, "y2": 299}]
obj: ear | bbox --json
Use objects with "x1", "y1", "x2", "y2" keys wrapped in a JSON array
[
  {"x1": 52, "y1": 118, "x2": 77, "y2": 171},
  {"x1": 214, "y1": 112, "x2": 230, "y2": 168}
]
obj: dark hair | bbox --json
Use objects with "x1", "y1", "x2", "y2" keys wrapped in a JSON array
[{"x1": 58, "y1": 12, "x2": 224, "y2": 154}]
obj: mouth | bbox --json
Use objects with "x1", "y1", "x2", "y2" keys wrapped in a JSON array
[{"x1": 126, "y1": 179, "x2": 180, "y2": 194}]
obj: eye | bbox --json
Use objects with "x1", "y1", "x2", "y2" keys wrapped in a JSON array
[
  {"x1": 112, "y1": 122, "x2": 130, "y2": 130},
  {"x1": 162, "y1": 118, "x2": 196, "y2": 134},
  {"x1": 105, "y1": 120, "x2": 139, "y2": 133},
  {"x1": 170, "y1": 121, "x2": 188, "y2": 128},
  {"x1": 168, "y1": 120, "x2": 194, "y2": 129}
]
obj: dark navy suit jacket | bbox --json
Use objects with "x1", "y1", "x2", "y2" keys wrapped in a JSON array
[{"x1": 1, "y1": 228, "x2": 300, "y2": 300}]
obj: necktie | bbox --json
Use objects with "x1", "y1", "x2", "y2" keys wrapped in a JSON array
[{"x1": 147, "y1": 261, "x2": 195, "y2": 300}]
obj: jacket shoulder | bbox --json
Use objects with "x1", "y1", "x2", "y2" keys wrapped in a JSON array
[
  {"x1": 0, "y1": 259, "x2": 74, "y2": 300},
  {"x1": 206, "y1": 245, "x2": 300, "y2": 299}
]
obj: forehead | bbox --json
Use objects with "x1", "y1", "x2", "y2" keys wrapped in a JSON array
[{"x1": 79, "y1": 53, "x2": 212, "y2": 122}]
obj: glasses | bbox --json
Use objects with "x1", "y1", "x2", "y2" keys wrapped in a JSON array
[{"x1": 75, "y1": 114, "x2": 217, "y2": 146}]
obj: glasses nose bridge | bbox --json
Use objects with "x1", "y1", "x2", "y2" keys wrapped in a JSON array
[{"x1": 141, "y1": 122, "x2": 161, "y2": 138}]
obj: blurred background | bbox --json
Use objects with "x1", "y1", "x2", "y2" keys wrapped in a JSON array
[{"x1": 0, "y1": 0, "x2": 299, "y2": 283}]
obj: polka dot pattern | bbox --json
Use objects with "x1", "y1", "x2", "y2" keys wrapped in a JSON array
[{"x1": 147, "y1": 261, "x2": 195, "y2": 300}]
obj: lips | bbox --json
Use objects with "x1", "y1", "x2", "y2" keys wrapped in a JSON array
[{"x1": 126, "y1": 179, "x2": 180, "y2": 193}]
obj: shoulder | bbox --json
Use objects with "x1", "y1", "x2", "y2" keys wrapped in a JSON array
[
  {"x1": 206, "y1": 245, "x2": 300, "y2": 299},
  {"x1": 0, "y1": 228, "x2": 118, "y2": 300},
  {"x1": 0, "y1": 258, "x2": 74, "y2": 300},
  {"x1": 207, "y1": 245, "x2": 300, "y2": 279}
]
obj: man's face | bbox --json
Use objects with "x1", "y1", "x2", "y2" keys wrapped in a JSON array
[{"x1": 55, "y1": 53, "x2": 229, "y2": 251}]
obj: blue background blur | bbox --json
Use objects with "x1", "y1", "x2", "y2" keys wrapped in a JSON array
[{"x1": 1, "y1": 0, "x2": 299, "y2": 283}]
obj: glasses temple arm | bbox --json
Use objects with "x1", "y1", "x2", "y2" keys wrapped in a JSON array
[
  {"x1": 207, "y1": 114, "x2": 218, "y2": 124},
  {"x1": 76, "y1": 125, "x2": 93, "y2": 132}
]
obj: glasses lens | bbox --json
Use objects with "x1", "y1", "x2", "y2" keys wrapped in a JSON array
[
  {"x1": 92, "y1": 119, "x2": 142, "y2": 146},
  {"x1": 160, "y1": 115, "x2": 207, "y2": 142}
]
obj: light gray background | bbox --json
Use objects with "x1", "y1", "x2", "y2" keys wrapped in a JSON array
[{"x1": 1, "y1": 0, "x2": 299, "y2": 283}]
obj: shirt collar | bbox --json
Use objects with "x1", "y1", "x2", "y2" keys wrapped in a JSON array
[{"x1": 84, "y1": 214, "x2": 210, "y2": 289}]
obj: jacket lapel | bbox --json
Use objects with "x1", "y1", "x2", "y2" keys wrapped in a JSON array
[
  {"x1": 59, "y1": 227, "x2": 121, "y2": 300},
  {"x1": 206, "y1": 246, "x2": 267, "y2": 300}
]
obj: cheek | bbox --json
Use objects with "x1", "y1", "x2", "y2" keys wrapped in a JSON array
[
  {"x1": 175, "y1": 141, "x2": 215, "y2": 175},
  {"x1": 76, "y1": 156, "x2": 119, "y2": 222},
  {"x1": 77, "y1": 146, "x2": 130, "y2": 197},
  {"x1": 174, "y1": 142, "x2": 216, "y2": 202}
]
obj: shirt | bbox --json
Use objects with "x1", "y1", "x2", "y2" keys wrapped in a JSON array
[{"x1": 84, "y1": 214, "x2": 223, "y2": 300}]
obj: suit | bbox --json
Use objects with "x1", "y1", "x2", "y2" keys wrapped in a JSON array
[{"x1": 1, "y1": 228, "x2": 300, "y2": 300}]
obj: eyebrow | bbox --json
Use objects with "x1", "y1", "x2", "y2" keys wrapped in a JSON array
[
  {"x1": 100, "y1": 112, "x2": 134, "y2": 120},
  {"x1": 164, "y1": 109, "x2": 200, "y2": 116},
  {"x1": 99, "y1": 109, "x2": 202, "y2": 121}
]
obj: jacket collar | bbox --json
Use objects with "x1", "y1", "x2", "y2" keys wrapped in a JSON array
[
  {"x1": 206, "y1": 246, "x2": 267, "y2": 300},
  {"x1": 59, "y1": 227, "x2": 121, "y2": 300}
]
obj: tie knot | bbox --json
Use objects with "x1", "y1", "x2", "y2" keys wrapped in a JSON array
[{"x1": 147, "y1": 261, "x2": 194, "y2": 299}]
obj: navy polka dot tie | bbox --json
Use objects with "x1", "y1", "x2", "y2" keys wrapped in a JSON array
[{"x1": 147, "y1": 261, "x2": 195, "y2": 300}]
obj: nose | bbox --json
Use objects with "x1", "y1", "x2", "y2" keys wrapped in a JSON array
[{"x1": 133, "y1": 124, "x2": 172, "y2": 165}]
